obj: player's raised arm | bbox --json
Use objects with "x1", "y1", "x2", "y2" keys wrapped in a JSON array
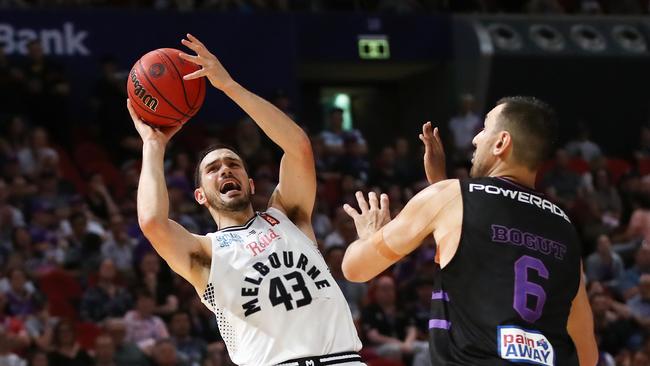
[
  {"x1": 179, "y1": 34, "x2": 316, "y2": 234},
  {"x1": 342, "y1": 180, "x2": 459, "y2": 282},
  {"x1": 567, "y1": 269, "x2": 598, "y2": 366},
  {"x1": 128, "y1": 100, "x2": 211, "y2": 291}
]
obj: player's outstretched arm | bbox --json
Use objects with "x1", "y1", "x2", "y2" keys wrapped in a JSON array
[
  {"x1": 180, "y1": 34, "x2": 316, "y2": 235},
  {"x1": 567, "y1": 270, "x2": 598, "y2": 366},
  {"x1": 128, "y1": 100, "x2": 211, "y2": 291},
  {"x1": 342, "y1": 180, "x2": 458, "y2": 282},
  {"x1": 419, "y1": 121, "x2": 447, "y2": 184}
]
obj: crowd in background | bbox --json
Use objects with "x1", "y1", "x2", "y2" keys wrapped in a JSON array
[
  {"x1": 1, "y1": 0, "x2": 650, "y2": 15},
  {"x1": 2, "y1": 34, "x2": 650, "y2": 366}
]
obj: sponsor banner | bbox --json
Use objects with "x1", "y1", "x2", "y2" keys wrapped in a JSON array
[{"x1": 498, "y1": 326, "x2": 554, "y2": 366}]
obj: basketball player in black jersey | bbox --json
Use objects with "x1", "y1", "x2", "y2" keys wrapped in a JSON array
[{"x1": 342, "y1": 97, "x2": 598, "y2": 365}]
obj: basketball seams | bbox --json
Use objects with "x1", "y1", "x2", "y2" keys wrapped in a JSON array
[
  {"x1": 155, "y1": 49, "x2": 194, "y2": 110},
  {"x1": 137, "y1": 60, "x2": 192, "y2": 119}
]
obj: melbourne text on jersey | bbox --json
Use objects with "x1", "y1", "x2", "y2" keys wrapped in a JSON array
[{"x1": 241, "y1": 250, "x2": 331, "y2": 317}]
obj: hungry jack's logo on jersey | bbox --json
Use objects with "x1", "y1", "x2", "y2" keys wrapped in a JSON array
[{"x1": 498, "y1": 326, "x2": 554, "y2": 366}]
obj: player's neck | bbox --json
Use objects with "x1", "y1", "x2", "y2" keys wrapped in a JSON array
[
  {"x1": 211, "y1": 206, "x2": 256, "y2": 230},
  {"x1": 487, "y1": 163, "x2": 536, "y2": 189}
]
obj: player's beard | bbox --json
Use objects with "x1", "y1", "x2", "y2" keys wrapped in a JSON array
[
  {"x1": 469, "y1": 159, "x2": 484, "y2": 178},
  {"x1": 205, "y1": 184, "x2": 252, "y2": 212}
]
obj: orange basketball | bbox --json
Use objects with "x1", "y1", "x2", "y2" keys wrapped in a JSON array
[{"x1": 127, "y1": 48, "x2": 206, "y2": 127}]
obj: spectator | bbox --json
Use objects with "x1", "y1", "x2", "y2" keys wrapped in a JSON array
[
  {"x1": 47, "y1": 320, "x2": 93, "y2": 366},
  {"x1": 2, "y1": 268, "x2": 40, "y2": 317},
  {"x1": 370, "y1": 146, "x2": 399, "y2": 188},
  {"x1": 542, "y1": 148, "x2": 582, "y2": 207},
  {"x1": 619, "y1": 244, "x2": 650, "y2": 300},
  {"x1": 361, "y1": 276, "x2": 427, "y2": 364},
  {"x1": 592, "y1": 292, "x2": 639, "y2": 354},
  {"x1": 123, "y1": 289, "x2": 170, "y2": 352},
  {"x1": 91, "y1": 55, "x2": 129, "y2": 148},
  {"x1": 27, "y1": 351, "x2": 49, "y2": 366},
  {"x1": 565, "y1": 122, "x2": 602, "y2": 161},
  {"x1": 320, "y1": 107, "x2": 366, "y2": 156},
  {"x1": 394, "y1": 137, "x2": 417, "y2": 186},
  {"x1": 104, "y1": 317, "x2": 150, "y2": 366},
  {"x1": 94, "y1": 334, "x2": 117, "y2": 366},
  {"x1": 323, "y1": 207, "x2": 357, "y2": 249},
  {"x1": 0, "y1": 178, "x2": 26, "y2": 242},
  {"x1": 169, "y1": 311, "x2": 207, "y2": 366},
  {"x1": 585, "y1": 168, "x2": 623, "y2": 229},
  {"x1": 24, "y1": 299, "x2": 58, "y2": 351},
  {"x1": 85, "y1": 173, "x2": 120, "y2": 222},
  {"x1": 448, "y1": 93, "x2": 481, "y2": 163},
  {"x1": 324, "y1": 246, "x2": 367, "y2": 320},
  {"x1": 186, "y1": 298, "x2": 221, "y2": 344},
  {"x1": 336, "y1": 136, "x2": 370, "y2": 183},
  {"x1": 80, "y1": 258, "x2": 133, "y2": 322},
  {"x1": 586, "y1": 234, "x2": 625, "y2": 288},
  {"x1": 234, "y1": 117, "x2": 262, "y2": 161},
  {"x1": 627, "y1": 274, "x2": 650, "y2": 329},
  {"x1": 0, "y1": 325, "x2": 27, "y2": 366},
  {"x1": 15, "y1": 127, "x2": 59, "y2": 179},
  {"x1": 0, "y1": 291, "x2": 30, "y2": 353},
  {"x1": 135, "y1": 252, "x2": 178, "y2": 317},
  {"x1": 151, "y1": 339, "x2": 181, "y2": 366},
  {"x1": 101, "y1": 214, "x2": 137, "y2": 276},
  {"x1": 614, "y1": 196, "x2": 650, "y2": 251}
]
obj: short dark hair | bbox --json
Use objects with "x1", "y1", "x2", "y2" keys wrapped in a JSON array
[
  {"x1": 495, "y1": 96, "x2": 557, "y2": 170},
  {"x1": 193, "y1": 143, "x2": 248, "y2": 188}
]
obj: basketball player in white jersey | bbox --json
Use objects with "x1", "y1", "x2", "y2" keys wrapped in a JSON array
[{"x1": 126, "y1": 34, "x2": 363, "y2": 366}]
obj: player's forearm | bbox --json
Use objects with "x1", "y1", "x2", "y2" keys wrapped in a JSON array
[
  {"x1": 342, "y1": 237, "x2": 393, "y2": 283},
  {"x1": 137, "y1": 141, "x2": 171, "y2": 229},
  {"x1": 222, "y1": 82, "x2": 310, "y2": 156}
]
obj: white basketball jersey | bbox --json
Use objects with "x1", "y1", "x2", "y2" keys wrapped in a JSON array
[{"x1": 199, "y1": 207, "x2": 363, "y2": 366}]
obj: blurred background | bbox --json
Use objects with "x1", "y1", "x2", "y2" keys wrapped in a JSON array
[{"x1": 2, "y1": 1, "x2": 650, "y2": 365}]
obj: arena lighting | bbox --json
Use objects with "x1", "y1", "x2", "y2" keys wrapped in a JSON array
[
  {"x1": 487, "y1": 23, "x2": 522, "y2": 51},
  {"x1": 570, "y1": 24, "x2": 606, "y2": 52},
  {"x1": 357, "y1": 35, "x2": 390, "y2": 59},
  {"x1": 529, "y1": 24, "x2": 565, "y2": 52},
  {"x1": 612, "y1": 25, "x2": 647, "y2": 53}
]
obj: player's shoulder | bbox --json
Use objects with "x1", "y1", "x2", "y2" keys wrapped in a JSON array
[{"x1": 422, "y1": 179, "x2": 461, "y2": 197}]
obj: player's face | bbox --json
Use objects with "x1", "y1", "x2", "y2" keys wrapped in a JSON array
[
  {"x1": 470, "y1": 104, "x2": 503, "y2": 178},
  {"x1": 197, "y1": 149, "x2": 253, "y2": 212}
]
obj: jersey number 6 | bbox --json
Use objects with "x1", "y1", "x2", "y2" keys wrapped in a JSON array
[{"x1": 513, "y1": 255, "x2": 549, "y2": 323}]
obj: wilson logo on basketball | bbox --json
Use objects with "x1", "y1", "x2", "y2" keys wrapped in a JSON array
[
  {"x1": 130, "y1": 69, "x2": 159, "y2": 111},
  {"x1": 149, "y1": 63, "x2": 165, "y2": 78}
]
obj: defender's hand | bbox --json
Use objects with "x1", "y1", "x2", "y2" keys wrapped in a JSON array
[
  {"x1": 419, "y1": 121, "x2": 446, "y2": 184},
  {"x1": 127, "y1": 99, "x2": 181, "y2": 145},
  {"x1": 343, "y1": 191, "x2": 391, "y2": 240},
  {"x1": 179, "y1": 33, "x2": 235, "y2": 91}
]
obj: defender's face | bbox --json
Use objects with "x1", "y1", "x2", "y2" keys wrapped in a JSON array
[
  {"x1": 470, "y1": 104, "x2": 503, "y2": 178},
  {"x1": 196, "y1": 149, "x2": 253, "y2": 212}
]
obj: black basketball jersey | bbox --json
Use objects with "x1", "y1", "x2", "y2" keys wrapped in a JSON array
[{"x1": 429, "y1": 177, "x2": 581, "y2": 366}]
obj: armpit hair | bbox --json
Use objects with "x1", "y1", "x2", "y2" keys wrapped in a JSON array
[{"x1": 189, "y1": 251, "x2": 211, "y2": 269}]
